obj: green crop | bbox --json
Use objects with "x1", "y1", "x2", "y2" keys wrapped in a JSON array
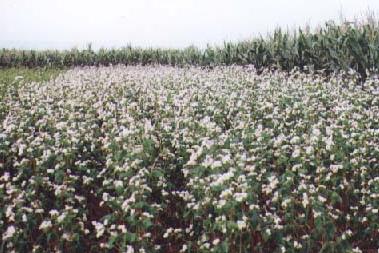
[{"x1": 1, "y1": 19, "x2": 379, "y2": 82}]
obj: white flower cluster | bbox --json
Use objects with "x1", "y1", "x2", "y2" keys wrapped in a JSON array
[{"x1": 0, "y1": 65, "x2": 378, "y2": 252}]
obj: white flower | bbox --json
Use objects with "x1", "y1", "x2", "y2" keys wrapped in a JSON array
[
  {"x1": 62, "y1": 232, "x2": 72, "y2": 241},
  {"x1": 305, "y1": 146, "x2": 314, "y2": 155},
  {"x1": 49, "y1": 209, "x2": 59, "y2": 217},
  {"x1": 0, "y1": 172, "x2": 10, "y2": 181},
  {"x1": 234, "y1": 192, "x2": 247, "y2": 202},
  {"x1": 330, "y1": 164, "x2": 343, "y2": 173},
  {"x1": 281, "y1": 198, "x2": 291, "y2": 209},
  {"x1": 292, "y1": 148, "x2": 301, "y2": 158},
  {"x1": 6, "y1": 206, "x2": 15, "y2": 221},
  {"x1": 318, "y1": 196, "x2": 327, "y2": 203},
  {"x1": 217, "y1": 199, "x2": 227, "y2": 209},
  {"x1": 212, "y1": 238, "x2": 220, "y2": 245},
  {"x1": 265, "y1": 228, "x2": 271, "y2": 236},
  {"x1": 2, "y1": 225, "x2": 16, "y2": 240},
  {"x1": 211, "y1": 160, "x2": 222, "y2": 168},
  {"x1": 294, "y1": 241, "x2": 302, "y2": 249},
  {"x1": 39, "y1": 220, "x2": 52, "y2": 230},
  {"x1": 342, "y1": 233, "x2": 347, "y2": 240},
  {"x1": 237, "y1": 220, "x2": 246, "y2": 230},
  {"x1": 102, "y1": 192, "x2": 109, "y2": 201},
  {"x1": 91, "y1": 221, "x2": 105, "y2": 238},
  {"x1": 211, "y1": 171, "x2": 234, "y2": 187},
  {"x1": 114, "y1": 180, "x2": 124, "y2": 188},
  {"x1": 180, "y1": 244, "x2": 188, "y2": 252},
  {"x1": 57, "y1": 213, "x2": 66, "y2": 223},
  {"x1": 126, "y1": 245, "x2": 134, "y2": 253},
  {"x1": 302, "y1": 193, "x2": 309, "y2": 208},
  {"x1": 352, "y1": 247, "x2": 362, "y2": 253},
  {"x1": 313, "y1": 210, "x2": 322, "y2": 218},
  {"x1": 312, "y1": 128, "x2": 321, "y2": 137},
  {"x1": 290, "y1": 136, "x2": 301, "y2": 144}
]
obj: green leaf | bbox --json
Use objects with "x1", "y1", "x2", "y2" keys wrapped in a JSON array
[{"x1": 330, "y1": 192, "x2": 342, "y2": 205}]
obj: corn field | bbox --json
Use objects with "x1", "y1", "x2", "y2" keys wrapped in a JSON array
[{"x1": 1, "y1": 21, "x2": 379, "y2": 81}]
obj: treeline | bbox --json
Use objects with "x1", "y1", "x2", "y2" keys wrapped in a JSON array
[{"x1": 1, "y1": 20, "x2": 379, "y2": 79}]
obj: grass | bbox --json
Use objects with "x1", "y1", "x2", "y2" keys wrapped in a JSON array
[
  {"x1": 0, "y1": 67, "x2": 62, "y2": 97},
  {"x1": 0, "y1": 67, "x2": 63, "y2": 120}
]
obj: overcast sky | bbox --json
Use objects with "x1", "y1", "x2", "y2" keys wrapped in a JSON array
[{"x1": 1, "y1": 0, "x2": 379, "y2": 50}]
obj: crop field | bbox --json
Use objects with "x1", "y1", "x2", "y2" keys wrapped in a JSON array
[
  {"x1": 3, "y1": 21, "x2": 379, "y2": 82},
  {"x1": 0, "y1": 65, "x2": 378, "y2": 252}
]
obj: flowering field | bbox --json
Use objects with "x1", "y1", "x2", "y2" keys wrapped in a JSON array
[{"x1": 1, "y1": 65, "x2": 379, "y2": 252}]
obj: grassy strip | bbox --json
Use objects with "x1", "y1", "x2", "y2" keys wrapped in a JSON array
[
  {"x1": 0, "y1": 67, "x2": 63, "y2": 120},
  {"x1": 0, "y1": 67, "x2": 62, "y2": 98}
]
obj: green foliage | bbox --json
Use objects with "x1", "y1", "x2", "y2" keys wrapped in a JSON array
[
  {"x1": 0, "y1": 67, "x2": 62, "y2": 97},
  {"x1": 1, "y1": 65, "x2": 378, "y2": 252},
  {"x1": 1, "y1": 20, "x2": 379, "y2": 80},
  {"x1": 0, "y1": 67, "x2": 62, "y2": 121}
]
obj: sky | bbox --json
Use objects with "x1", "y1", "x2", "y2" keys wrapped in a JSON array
[{"x1": 1, "y1": 0, "x2": 379, "y2": 50}]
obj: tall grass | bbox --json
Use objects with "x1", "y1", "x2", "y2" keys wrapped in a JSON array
[{"x1": 1, "y1": 19, "x2": 379, "y2": 80}]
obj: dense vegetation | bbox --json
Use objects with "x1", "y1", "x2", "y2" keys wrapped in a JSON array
[
  {"x1": 1, "y1": 20, "x2": 379, "y2": 81},
  {"x1": 0, "y1": 68, "x2": 62, "y2": 123},
  {"x1": 1, "y1": 66, "x2": 378, "y2": 252},
  {"x1": 0, "y1": 68, "x2": 62, "y2": 99},
  {"x1": 1, "y1": 16, "x2": 379, "y2": 253}
]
